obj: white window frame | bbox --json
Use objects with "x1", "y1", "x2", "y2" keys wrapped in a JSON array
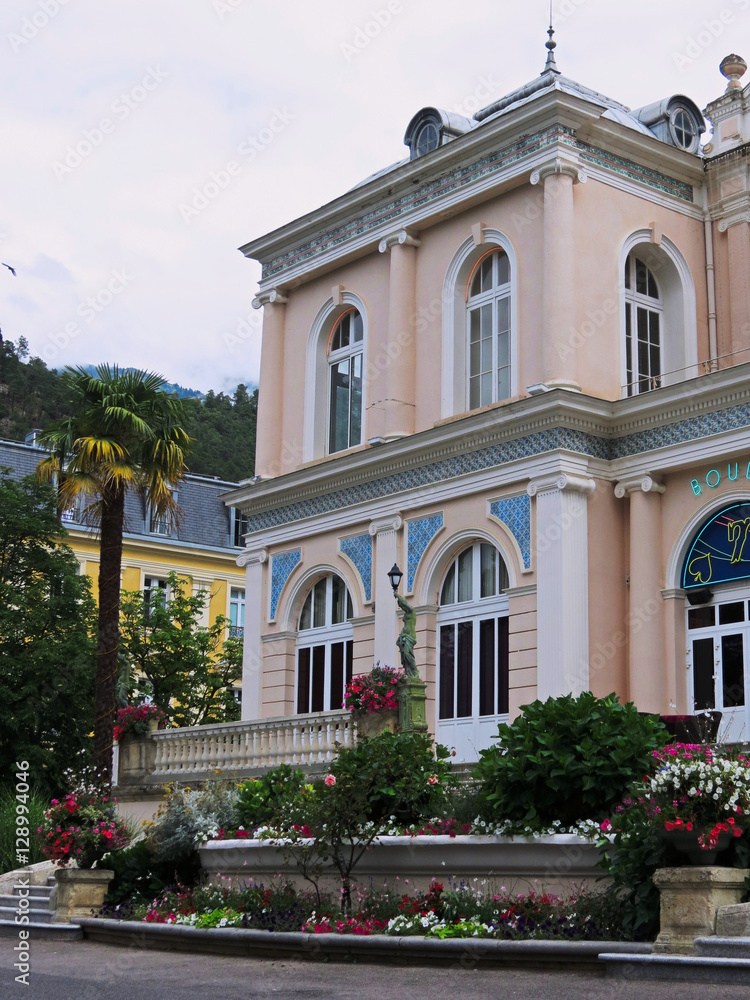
[
  {"x1": 441, "y1": 231, "x2": 518, "y2": 419},
  {"x1": 435, "y1": 542, "x2": 510, "y2": 762},
  {"x1": 624, "y1": 253, "x2": 663, "y2": 396},
  {"x1": 229, "y1": 586, "x2": 245, "y2": 638},
  {"x1": 295, "y1": 575, "x2": 354, "y2": 714},
  {"x1": 465, "y1": 249, "x2": 512, "y2": 410},
  {"x1": 304, "y1": 292, "x2": 368, "y2": 462},
  {"x1": 327, "y1": 308, "x2": 364, "y2": 455}
]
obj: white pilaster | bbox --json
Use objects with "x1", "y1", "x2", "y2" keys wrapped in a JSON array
[
  {"x1": 238, "y1": 547, "x2": 268, "y2": 720},
  {"x1": 369, "y1": 515, "x2": 403, "y2": 668},
  {"x1": 527, "y1": 473, "x2": 595, "y2": 699}
]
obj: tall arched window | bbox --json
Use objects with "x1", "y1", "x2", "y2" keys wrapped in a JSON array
[
  {"x1": 296, "y1": 574, "x2": 353, "y2": 714},
  {"x1": 624, "y1": 253, "x2": 663, "y2": 396},
  {"x1": 436, "y1": 541, "x2": 510, "y2": 761},
  {"x1": 328, "y1": 309, "x2": 363, "y2": 454},
  {"x1": 466, "y1": 249, "x2": 511, "y2": 409}
]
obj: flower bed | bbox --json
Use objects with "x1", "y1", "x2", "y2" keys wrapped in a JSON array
[{"x1": 121, "y1": 876, "x2": 627, "y2": 941}]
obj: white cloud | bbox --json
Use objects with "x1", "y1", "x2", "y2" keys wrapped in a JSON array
[{"x1": 0, "y1": 0, "x2": 745, "y2": 389}]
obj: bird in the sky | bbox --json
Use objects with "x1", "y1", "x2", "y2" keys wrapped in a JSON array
[{"x1": 1, "y1": 263, "x2": 16, "y2": 276}]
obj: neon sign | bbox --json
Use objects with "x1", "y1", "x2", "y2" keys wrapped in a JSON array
[
  {"x1": 682, "y1": 502, "x2": 750, "y2": 588},
  {"x1": 690, "y1": 462, "x2": 750, "y2": 495}
]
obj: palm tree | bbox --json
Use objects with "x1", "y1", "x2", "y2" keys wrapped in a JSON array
[{"x1": 37, "y1": 365, "x2": 191, "y2": 785}]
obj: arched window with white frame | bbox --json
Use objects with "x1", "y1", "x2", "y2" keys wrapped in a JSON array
[
  {"x1": 466, "y1": 249, "x2": 511, "y2": 410},
  {"x1": 624, "y1": 253, "x2": 663, "y2": 395},
  {"x1": 296, "y1": 574, "x2": 354, "y2": 714},
  {"x1": 441, "y1": 232, "x2": 517, "y2": 419},
  {"x1": 435, "y1": 541, "x2": 510, "y2": 761},
  {"x1": 328, "y1": 308, "x2": 363, "y2": 454}
]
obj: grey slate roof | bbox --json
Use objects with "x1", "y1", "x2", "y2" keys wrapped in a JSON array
[{"x1": 0, "y1": 438, "x2": 240, "y2": 552}]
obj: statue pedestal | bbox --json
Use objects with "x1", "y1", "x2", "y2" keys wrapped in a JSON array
[
  {"x1": 399, "y1": 678, "x2": 428, "y2": 734},
  {"x1": 653, "y1": 866, "x2": 750, "y2": 954}
]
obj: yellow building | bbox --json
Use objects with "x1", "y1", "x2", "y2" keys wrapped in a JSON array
[{"x1": 3, "y1": 437, "x2": 247, "y2": 673}]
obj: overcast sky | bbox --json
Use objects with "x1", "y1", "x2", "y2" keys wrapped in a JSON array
[{"x1": 0, "y1": 0, "x2": 746, "y2": 394}]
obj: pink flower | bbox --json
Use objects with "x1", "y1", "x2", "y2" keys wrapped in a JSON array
[
  {"x1": 427, "y1": 775, "x2": 438, "y2": 786},
  {"x1": 324, "y1": 774, "x2": 336, "y2": 787},
  {"x1": 599, "y1": 819, "x2": 612, "y2": 832}
]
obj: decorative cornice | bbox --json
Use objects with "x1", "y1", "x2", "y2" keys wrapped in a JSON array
[
  {"x1": 530, "y1": 154, "x2": 587, "y2": 186},
  {"x1": 718, "y1": 211, "x2": 750, "y2": 232},
  {"x1": 369, "y1": 514, "x2": 403, "y2": 536},
  {"x1": 252, "y1": 289, "x2": 288, "y2": 309},
  {"x1": 527, "y1": 473, "x2": 596, "y2": 496},
  {"x1": 614, "y1": 475, "x2": 666, "y2": 498},
  {"x1": 236, "y1": 547, "x2": 268, "y2": 568},
  {"x1": 505, "y1": 584, "x2": 538, "y2": 598},
  {"x1": 661, "y1": 588, "x2": 686, "y2": 601},
  {"x1": 378, "y1": 229, "x2": 421, "y2": 253}
]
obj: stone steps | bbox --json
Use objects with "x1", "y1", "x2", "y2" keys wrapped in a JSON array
[
  {"x1": 696, "y1": 936, "x2": 750, "y2": 959},
  {"x1": 602, "y1": 951, "x2": 750, "y2": 984}
]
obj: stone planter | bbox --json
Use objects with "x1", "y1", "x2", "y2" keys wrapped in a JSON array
[
  {"x1": 660, "y1": 828, "x2": 732, "y2": 865},
  {"x1": 54, "y1": 868, "x2": 114, "y2": 923},
  {"x1": 652, "y1": 866, "x2": 750, "y2": 955},
  {"x1": 116, "y1": 733, "x2": 157, "y2": 786},
  {"x1": 399, "y1": 678, "x2": 427, "y2": 734},
  {"x1": 355, "y1": 710, "x2": 399, "y2": 739}
]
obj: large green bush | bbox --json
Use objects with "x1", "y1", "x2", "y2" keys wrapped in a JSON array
[
  {"x1": 237, "y1": 764, "x2": 305, "y2": 832},
  {"x1": 473, "y1": 692, "x2": 668, "y2": 828}
]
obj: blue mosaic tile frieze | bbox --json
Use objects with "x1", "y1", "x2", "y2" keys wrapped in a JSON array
[
  {"x1": 269, "y1": 549, "x2": 301, "y2": 621},
  {"x1": 406, "y1": 514, "x2": 444, "y2": 593},
  {"x1": 490, "y1": 496, "x2": 531, "y2": 571},
  {"x1": 339, "y1": 533, "x2": 373, "y2": 603},
  {"x1": 245, "y1": 402, "x2": 750, "y2": 535},
  {"x1": 245, "y1": 428, "x2": 608, "y2": 533},
  {"x1": 261, "y1": 125, "x2": 691, "y2": 282}
]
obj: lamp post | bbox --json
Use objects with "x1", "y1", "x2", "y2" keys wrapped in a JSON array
[{"x1": 387, "y1": 563, "x2": 403, "y2": 593}]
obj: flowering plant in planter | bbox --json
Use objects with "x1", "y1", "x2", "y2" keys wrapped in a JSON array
[
  {"x1": 343, "y1": 664, "x2": 405, "y2": 718},
  {"x1": 113, "y1": 704, "x2": 167, "y2": 741},
  {"x1": 605, "y1": 743, "x2": 750, "y2": 851},
  {"x1": 37, "y1": 789, "x2": 131, "y2": 868}
]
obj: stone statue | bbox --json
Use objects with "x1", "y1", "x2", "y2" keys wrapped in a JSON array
[{"x1": 394, "y1": 590, "x2": 418, "y2": 677}]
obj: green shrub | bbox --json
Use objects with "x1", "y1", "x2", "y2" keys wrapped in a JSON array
[
  {"x1": 237, "y1": 764, "x2": 305, "y2": 832},
  {"x1": 147, "y1": 780, "x2": 239, "y2": 867},
  {"x1": 473, "y1": 692, "x2": 668, "y2": 829},
  {"x1": 101, "y1": 839, "x2": 197, "y2": 906},
  {"x1": 0, "y1": 789, "x2": 47, "y2": 874},
  {"x1": 329, "y1": 731, "x2": 455, "y2": 824}
]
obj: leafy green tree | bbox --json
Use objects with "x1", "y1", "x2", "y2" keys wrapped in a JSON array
[
  {"x1": 183, "y1": 385, "x2": 257, "y2": 481},
  {"x1": 0, "y1": 471, "x2": 96, "y2": 794},
  {"x1": 37, "y1": 366, "x2": 191, "y2": 784},
  {"x1": 118, "y1": 572, "x2": 242, "y2": 728}
]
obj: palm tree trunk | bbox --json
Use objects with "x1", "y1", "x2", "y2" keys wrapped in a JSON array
[{"x1": 93, "y1": 483, "x2": 125, "y2": 786}]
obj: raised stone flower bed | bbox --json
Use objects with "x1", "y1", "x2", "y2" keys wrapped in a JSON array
[{"x1": 199, "y1": 833, "x2": 608, "y2": 895}]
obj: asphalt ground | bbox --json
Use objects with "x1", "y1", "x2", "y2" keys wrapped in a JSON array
[{"x1": 3, "y1": 940, "x2": 750, "y2": 1000}]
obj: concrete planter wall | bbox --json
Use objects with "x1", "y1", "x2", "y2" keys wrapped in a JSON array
[
  {"x1": 199, "y1": 834, "x2": 608, "y2": 896},
  {"x1": 54, "y1": 868, "x2": 114, "y2": 923}
]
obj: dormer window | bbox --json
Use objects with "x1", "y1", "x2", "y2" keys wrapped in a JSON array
[
  {"x1": 404, "y1": 107, "x2": 473, "y2": 160},
  {"x1": 671, "y1": 107, "x2": 698, "y2": 150}
]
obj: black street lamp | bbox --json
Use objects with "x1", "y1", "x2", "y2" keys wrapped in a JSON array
[{"x1": 387, "y1": 563, "x2": 403, "y2": 592}]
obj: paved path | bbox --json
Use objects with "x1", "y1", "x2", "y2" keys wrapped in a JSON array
[{"x1": 2, "y1": 939, "x2": 748, "y2": 999}]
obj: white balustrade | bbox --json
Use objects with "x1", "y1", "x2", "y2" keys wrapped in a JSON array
[{"x1": 150, "y1": 710, "x2": 354, "y2": 777}]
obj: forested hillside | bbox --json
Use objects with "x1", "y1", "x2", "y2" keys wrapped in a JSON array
[{"x1": 0, "y1": 337, "x2": 257, "y2": 482}]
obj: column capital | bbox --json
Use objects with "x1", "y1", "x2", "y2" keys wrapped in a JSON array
[
  {"x1": 530, "y1": 154, "x2": 587, "y2": 186},
  {"x1": 378, "y1": 229, "x2": 421, "y2": 254},
  {"x1": 369, "y1": 514, "x2": 403, "y2": 536},
  {"x1": 237, "y1": 546, "x2": 268, "y2": 568},
  {"x1": 614, "y1": 475, "x2": 666, "y2": 499},
  {"x1": 718, "y1": 210, "x2": 750, "y2": 233},
  {"x1": 527, "y1": 473, "x2": 596, "y2": 497},
  {"x1": 252, "y1": 288, "x2": 288, "y2": 309}
]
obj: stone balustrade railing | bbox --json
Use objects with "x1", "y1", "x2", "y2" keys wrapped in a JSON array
[{"x1": 149, "y1": 710, "x2": 354, "y2": 777}]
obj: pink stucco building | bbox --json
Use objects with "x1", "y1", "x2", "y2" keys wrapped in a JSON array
[{"x1": 226, "y1": 44, "x2": 750, "y2": 760}]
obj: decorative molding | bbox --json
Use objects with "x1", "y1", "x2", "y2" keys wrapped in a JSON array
[
  {"x1": 527, "y1": 473, "x2": 596, "y2": 497},
  {"x1": 339, "y1": 533, "x2": 373, "y2": 602},
  {"x1": 406, "y1": 513, "x2": 444, "y2": 593},
  {"x1": 257, "y1": 125, "x2": 694, "y2": 284},
  {"x1": 718, "y1": 211, "x2": 750, "y2": 232},
  {"x1": 237, "y1": 547, "x2": 268, "y2": 568},
  {"x1": 269, "y1": 549, "x2": 301, "y2": 621},
  {"x1": 369, "y1": 514, "x2": 403, "y2": 536},
  {"x1": 261, "y1": 630, "x2": 297, "y2": 643},
  {"x1": 378, "y1": 229, "x2": 421, "y2": 253},
  {"x1": 661, "y1": 588, "x2": 686, "y2": 600},
  {"x1": 251, "y1": 288, "x2": 288, "y2": 309},
  {"x1": 614, "y1": 475, "x2": 666, "y2": 498},
  {"x1": 489, "y1": 495, "x2": 532, "y2": 570},
  {"x1": 530, "y1": 154, "x2": 587, "y2": 185},
  {"x1": 506, "y1": 584, "x2": 537, "y2": 599}
]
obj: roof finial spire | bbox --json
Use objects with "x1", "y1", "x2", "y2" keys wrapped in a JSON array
[{"x1": 543, "y1": 4, "x2": 560, "y2": 75}]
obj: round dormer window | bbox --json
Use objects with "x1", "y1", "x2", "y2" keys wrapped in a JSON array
[
  {"x1": 670, "y1": 107, "x2": 698, "y2": 152},
  {"x1": 415, "y1": 120, "x2": 440, "y2": 157}
]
